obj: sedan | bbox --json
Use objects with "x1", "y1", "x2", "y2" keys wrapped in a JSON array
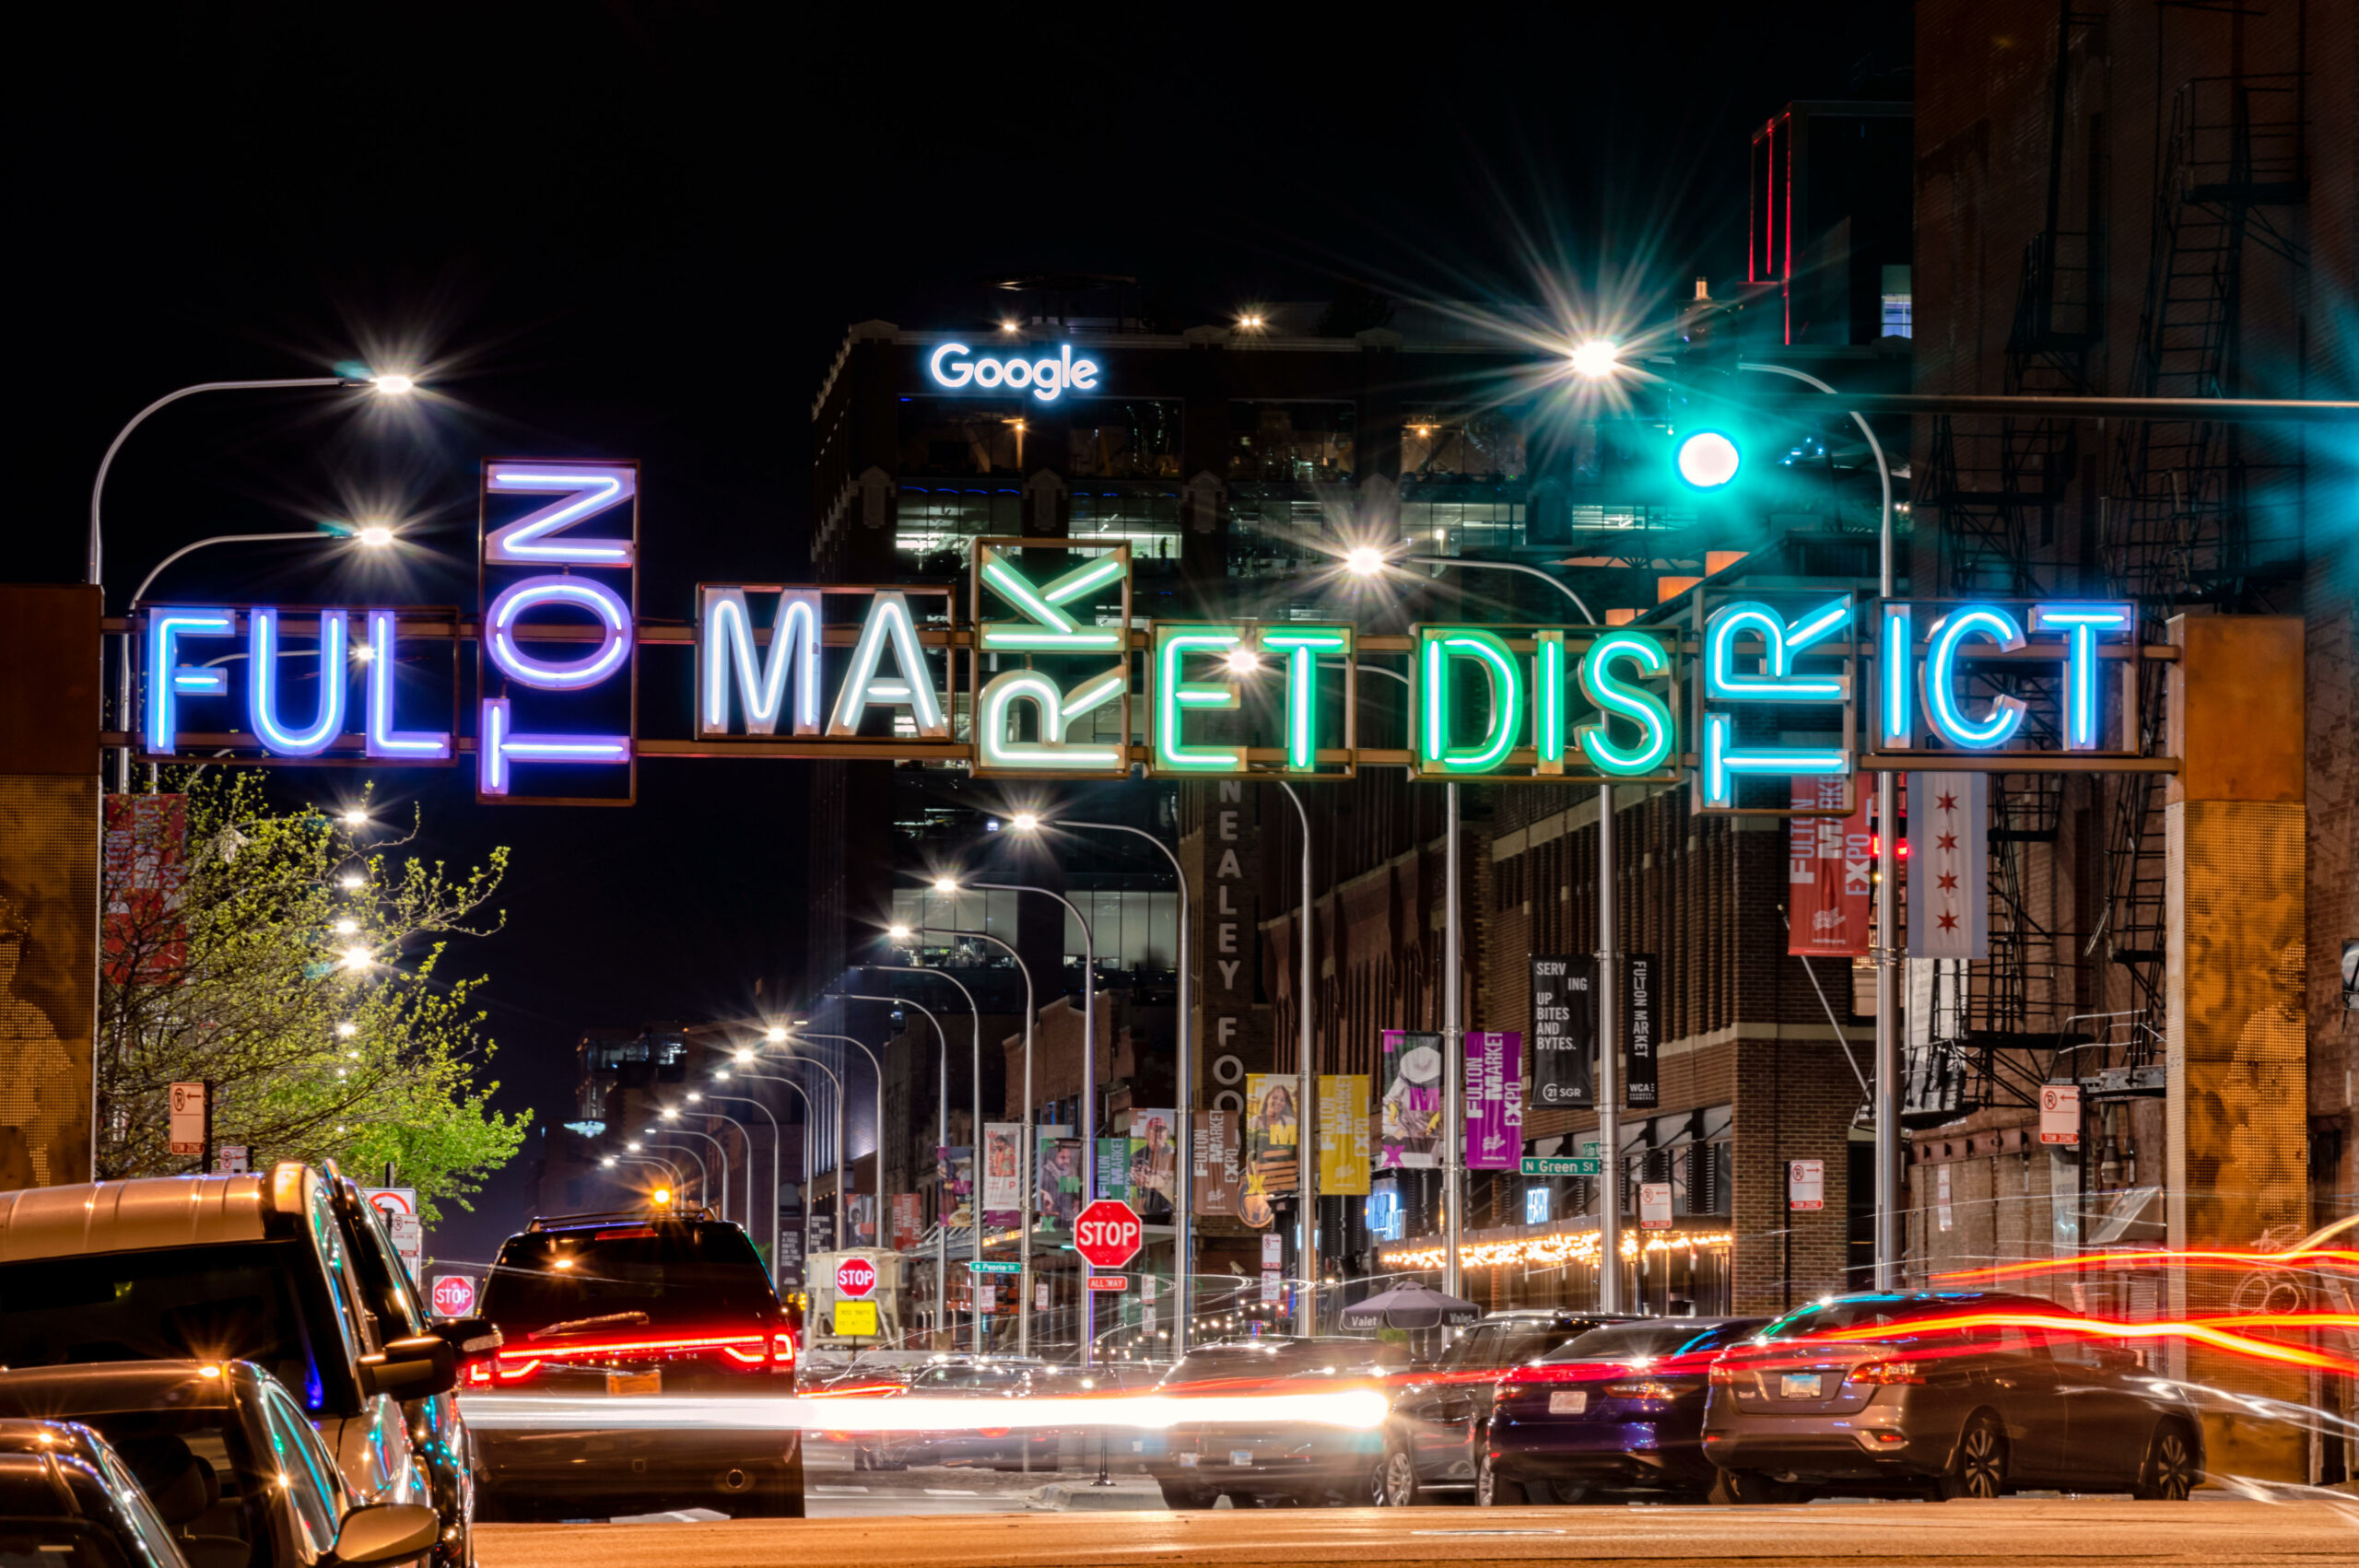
[
  {"x1": 1700, "y1": 1291, "x2": 2205, "y2": 1502},
  {"x1": 1481, "y1": 1317, "x2": 1765, "y2": 1504}
]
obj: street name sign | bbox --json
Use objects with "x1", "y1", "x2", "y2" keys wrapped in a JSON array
[{"x1": 1520, "y1": 1156, "x2": 1603, "y2": 1176}]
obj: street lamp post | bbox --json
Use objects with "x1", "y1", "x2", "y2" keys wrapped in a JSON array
[
  {"x1": 764, "y1": 1051, "x2": 844, "y2": 1251},
  {"x1": 1344, "y1": 544, "x2": 1597, "y2": 1313},
  {"x1": 693, "y1": 1103, "x2": 759, "y2": 1232},
  {"x1": 919, "y1": 919, "x2": 1033, "y2": 1354},
  {"x1": 868, "y1": 958, "x2": 986, "y2": 1354},
  {"x1": 706, "y1": 1092, "x2": 783, "y2": 1284},
  {"x1": 651, "y1": 1129, "x2": 719, "y2": 1215},
  {"x1": 1273, "y1": 783, "x2": 1320, "y2": 1335},
  {"x1": 802, "y1": 1029, "x2": 887, "y2": 1250},
  {"x1": 717, "y1": 1069, "x2": 816, "y2": 1277},
  {"x1": 617, "y1": 1146, "x2": 685, "y2": 1187},
  {"x1": 1032, "y1": 818, "x2": 1194, "y2": 1355},
  {"x1": 973, "y1": 880, "x2": 1099, "y2": 1367},
  {"x1": 834, "y1": 989, "x2": 948, "y2": 1337}
]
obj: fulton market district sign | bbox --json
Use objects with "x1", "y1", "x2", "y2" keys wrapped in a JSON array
[{"x1": 123, "y1": 458, "x2": 2177, "y2": 805}]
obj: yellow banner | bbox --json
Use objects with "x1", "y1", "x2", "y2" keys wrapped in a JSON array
[{"x1": 1320, "y1": 1074, "x2": 1371, "y2": 1195}]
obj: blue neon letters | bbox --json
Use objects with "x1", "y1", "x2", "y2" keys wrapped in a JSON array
[{"x1": 927, "y1": 343, "x2": 1100, "y2": 403}]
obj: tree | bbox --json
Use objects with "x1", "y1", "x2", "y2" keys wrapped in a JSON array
[{"x1": 99, "y1": 774, "x2": 529, "y2": 1222}]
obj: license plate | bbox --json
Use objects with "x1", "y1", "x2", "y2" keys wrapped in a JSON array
[
  {"x1": 1548, "y1": 1390, "x2": 1589, "y2": 1415},
  {"x1": 607, "y1": 1370, "x2": 662, "y2": 1396},
  {"x1": 1778, "y1": 1373, "x2": 1823, "y2": 1399},
  {"x1": 1228, "y1": 1449, "x2": 1253, "y2": 1467},
  {"x1": 1177, "y1": 1454, "x2": 1200, "y2": 1469}
]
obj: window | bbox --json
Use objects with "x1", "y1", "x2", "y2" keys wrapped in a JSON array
[
  {"x1": 87, "y1": 1442, "x2": 183, "y2": 1568},
  {"x1": 1523, "y1": 1187, "x2": 1550, "y2": 1225},
  {"x1": 479, "y1": 1224, "x2": 779, "y2": 1335},
  {"x1": 1880, "y1": 264, "x2": 1913, "y2": 338},
  {"x1": 258, "y1": 1385, "x2": 344, "y2": 1559},
  {"x1": 1228, "y1": 403, "x2": 1354, "y2": 483}
]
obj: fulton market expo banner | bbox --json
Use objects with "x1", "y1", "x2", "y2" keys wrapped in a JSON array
[
  {"x1": 1788, "y1": 777, "x2": 1872, "y2": 956},
  {"x1": 1191, "y1": 1109, "x2": 1242, "y2": 1218},
  {"x1": 1379, "y1": 1031, "x2": 1444, "y2": 1169},
  {"x1": 1317, "y1": 1075, "x2": 1371, "y2": 1196},
  {"x1": 1624, "y1": 955, "x2": 1659, "y2": 1108},
  {"x1": 1465, "y1": 1032, "x2": 1523, "y2": 1170},
  {"x1": 1528, "y1": 955, "x2": 1595, "y2": 1109}
]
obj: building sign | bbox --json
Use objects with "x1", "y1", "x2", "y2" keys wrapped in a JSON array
[
  {"x1": 1787, "y1": 778, "x2": 1872, "y2": 955},
  {"x1": 130, "y1": 462, "x2": 2164, "y2": 812},
  {"x1": 1624, "y1": 955, "x2": 1659, "y2": 1109},
  {"x1": 1528, "y1": 956, "x2": 1594, "y2": 1108},
  {"x1": 926, "y1": 341, "x2": 1100, "y2": 402},
  {"x1": 1464, "y1": 1033, "x2": 1522, "y2": 1170}
]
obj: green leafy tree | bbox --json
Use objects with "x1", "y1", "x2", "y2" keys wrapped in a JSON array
[{"x1": 99, "y1": 775, "x2": 529, "y2": 1222}]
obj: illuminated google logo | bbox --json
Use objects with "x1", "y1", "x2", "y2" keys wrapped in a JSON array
[{"x1": 927, "y1": 342, "x2": 1101, "y2": 402}]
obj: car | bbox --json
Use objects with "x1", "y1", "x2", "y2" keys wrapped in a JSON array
[
  {"x1": 0, "y1": 1363, "x2": 440, "y2": 1568},
  {"x1": 467, "y1": 1203, "x2": 804, "y2": 1520},
  {"x1": 1144, "y1": 1337, "x2": 1394, "y2": 1509},
  {"x1": 1479, "y1": 1316, "x2": 1766, "y2": 1504},
  {"x1": 0, "y1": 1166, "x2": 478, "y2": 1555},
  {"x1": 1380, "y1": 1309, "x2": 1636, "y2": 1504},
  {"x1": 1699, "y1": 1291, "x2": 2205, "y2": 1502},
  {"x1": 322, "y1": 1164, "x2": 496, "y2": 1568},
  {"x1": 848, "y1": 1357, "x2": 1051, "y2": 1472}
]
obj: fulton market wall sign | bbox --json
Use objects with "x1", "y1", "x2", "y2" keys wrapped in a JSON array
[{"x1": 126, "y1": 458, "x2": 2175, "y2": 809}]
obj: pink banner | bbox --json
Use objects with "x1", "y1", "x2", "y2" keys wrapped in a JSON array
[{"x1": 1465, "y1": 1031, "x2": 1523, "y2": 1170}]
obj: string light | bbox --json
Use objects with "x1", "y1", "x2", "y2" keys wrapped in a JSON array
[{"x1": 1380, "y1": 1228, "x2": 1734, "y2": 1273}]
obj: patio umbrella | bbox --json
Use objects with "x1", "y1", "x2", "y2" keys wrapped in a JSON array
[{"x1": 1339, "y1": 1281, "x2": 1483, "y2": 1330}]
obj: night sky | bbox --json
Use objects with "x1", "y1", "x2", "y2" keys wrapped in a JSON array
[{"x1": 16, "y1": 3, "x2": 1909, "y2": 1265}]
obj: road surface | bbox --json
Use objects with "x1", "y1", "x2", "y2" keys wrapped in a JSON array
[{"x1": 480, "y1": 1496, "x2": 2358, "y2": 1565}]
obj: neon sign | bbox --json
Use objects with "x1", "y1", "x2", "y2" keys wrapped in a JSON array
[
  {"x1": 130, "y1": 462, "x2": 2163, "y2": 808},
  {"x1": 927, "y1": 343, "x2": 1100, "y2": 403}
]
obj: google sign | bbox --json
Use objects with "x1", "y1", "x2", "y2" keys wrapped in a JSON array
[{"x1": 928, "y1": 342, "x2": 1100, "y2": 402}]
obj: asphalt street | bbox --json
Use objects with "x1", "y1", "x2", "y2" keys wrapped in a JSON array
[{"x1": 480, "y1": 1496, "x2": 2359, "y2": 1566}]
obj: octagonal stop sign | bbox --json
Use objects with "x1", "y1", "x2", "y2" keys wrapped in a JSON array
[
  {"x1": 1073, "y1": 1199, "x2": 1143, "y2": 1270},
  {"x1": 835, "y1": 1256, "x2": 877, "y2": 1298}
]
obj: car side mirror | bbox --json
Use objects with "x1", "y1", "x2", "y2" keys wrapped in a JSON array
[
  {"x1": 329, "y1": 1502, "x2": 439, "y2": 1566},
  {"x1": 358, "y1": 1334, "x2": 459, "y2": 1401},
  {"x1": 430, "y1": 1316, "x2": 503, "y2": 1364}
]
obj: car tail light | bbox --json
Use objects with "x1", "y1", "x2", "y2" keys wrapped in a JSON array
[
  {"x1": 1708, "y1": 1363, "x2": 1740, "y2": 1386},
  {"x1": 490, "y1": 1356, "x2": 544, "y2": 1385},
  {"x1": 1849, "y1": 1360, "x2": 1925, "y2": 1386},
  {"x1": 978, "y1": 1427, "x2": 1010, "y2": 1439},
  {"x1": 773, "y1": 1332, "x2": 796, "y2": 1368},
  {"x1": 1602, "y1": 1379, "x2": 1683, "y2": 1403}
]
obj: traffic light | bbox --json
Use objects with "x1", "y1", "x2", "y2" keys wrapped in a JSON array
[{"x1": 1673, "y1": 429, "x2": 1743, "y2": 489}]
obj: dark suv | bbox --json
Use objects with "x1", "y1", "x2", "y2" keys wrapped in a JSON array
[
  {"x1": 1381, "y1": 1309, "x2": 1633, "y2": 1504},
  {"x1": 1700, "y1": 1291, "x2": 2204, "y2": 1502},
  {"x1": 469, "y1": 1205, "x2": 803, "y2": 1520}
]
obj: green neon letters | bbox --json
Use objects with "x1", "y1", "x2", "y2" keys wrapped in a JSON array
[
  {"x1": 1577, "y1": 630, "x2": 1675, "y2": 775},
  {"x1": 1257, "y1": 626, "x2": 1352, "y2": 771},
  {"x1": 1152, "y1": 626, "x2": 1246, "y2": 772},
  {"x1": 1416, "y1": 627, "x2": 1522, "y2": 775}
]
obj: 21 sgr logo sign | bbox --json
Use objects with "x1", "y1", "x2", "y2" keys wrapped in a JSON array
[{"x1": 968, "y1": 537, "x2": 1132, "y2": 778}]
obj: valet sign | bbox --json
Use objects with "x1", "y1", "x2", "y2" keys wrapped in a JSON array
[{"x1": 129, "y1": 456, "x2": 2171, "y2": 812}]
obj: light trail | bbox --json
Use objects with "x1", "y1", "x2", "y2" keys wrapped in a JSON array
[
  {"x1": 1932, "y1": 1247, "x2": 2359, "y2": 1283},
  {"x1": 457, "y1": 1387, "x2": 1391, "y2": 1434},
  {"x1": 1802, "y1": 1309, "x2": 2359, "y2": 1376}
]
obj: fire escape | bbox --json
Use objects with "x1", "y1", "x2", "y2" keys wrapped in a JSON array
[{"x1": 2093, "y1": 69, "x2": 2307, "y2": 1039}]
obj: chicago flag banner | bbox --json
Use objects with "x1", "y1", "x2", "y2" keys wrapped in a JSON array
[{"x1": 1907, "y1": 772, "x2": 1988, "y2": 960}]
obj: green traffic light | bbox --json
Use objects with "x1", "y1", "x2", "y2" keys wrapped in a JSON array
[{"x1": 1675, "y1": 430, "x2": 1742, "y2": 489}]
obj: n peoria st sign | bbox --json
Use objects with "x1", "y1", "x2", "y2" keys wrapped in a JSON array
[{"x1": 130, "y1": 458, "x2": 2161, "y2": 809}]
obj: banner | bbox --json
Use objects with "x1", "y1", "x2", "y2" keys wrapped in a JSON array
[
  {"x1": 982, "y1": 1123, "x2": 1023, "y2": 1217},
  {"x1": 938, "y1": 1145, "x2": 973, "y2": 1229},
  {"x1": 1465, "y1": 1032, "x2": 1522, "y2": 1169},
  {"x1": 891, "y1": 1192, "x2": 922, "y2": 1249},
  {"x1": 1528, "y1": 956, "x2": 1594, "y2": 1108},
  {"x1": 1625, "y1": 955, "x2": 1659, "y2": 1108},
  {"x1": 102, "y1": 793, "x2": 188, "y2": 986},
  {"x1": 1788, "y1": 778, "x2": 1872, "y2": 955},
  {"x1": 1907, "y1": 771, "x2": 1989, "y2": 959},
  {"x1": 1378, "y1": 1031, "x2": 1444, "y2": 1168},
  {"x1": 1318, "y1": 1075, "x2": 1370, "y2": 1195},
  {"x1": 1096, "y1": 1137, "x2": 1130, "y2": 1200},
  {"x1": 1127, "y1": 1109, "x2": 1179, "y2": 1220},
  {"x1": 1242, "y1": 1073, "x2": 1298, "y2": 1213},
  {"x1": 1036, "y1": 1136, "x2": 1083, "y2": 1225},
  {"x1": 1191, "y1": 1110, "x2": 1241, "y2": 1218}
]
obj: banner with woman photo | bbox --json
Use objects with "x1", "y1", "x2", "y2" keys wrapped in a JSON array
[
  {"x1": 1379, "y1": 1031, "x2": 1444, "y2": 1168},
  {"x1": 1036, "y1": 1135, "x2": 1083, "y2": 1226},
  {"x1": 982, "y1": 1122, "x2": 1024, "y2": 1220},
  {"x1": 1126, "y1": 1108, "x2": 1179, "y2": 1219},
  {"x1": 1240, "y1": 1074, "x2": 1298, "y2": 1229}
]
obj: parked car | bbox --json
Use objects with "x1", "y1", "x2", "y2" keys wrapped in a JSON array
[
  {"x1": 0, "y1": 1167, "x2": 479, "y2": 1557},
  {"x1": 0, "y1": 1363, "x2": 440, "y2": 1568},
  {"x1": 1381, "y1": 1309, "x2": 1635, "y2": 1504},
  {"x1": 323, "y1": 1164, "x2": 496, "y2": 1568},
  {"x1": 847, "y1": 1356, "x2": 1044, "y2": 1471},
  {"x1": 468, "y1": 1203, "x2": 804, "y2": 1520},
  {"x1": 1144, "y1": 1337, "x2": 1394, "y2": 1509},
  {"x1": 1699, "y1": 1291, "x2": 2205, "y2": 1502},
  {"x1": 1480, "y1": 1316, "x2": 1766, "y2": 1504}
]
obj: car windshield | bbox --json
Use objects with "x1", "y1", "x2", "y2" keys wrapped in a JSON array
[
  {"x1": 1545, "y1": 1320, "x2": 1756, "y2": 1363},
  {"x1": 478, "y1": 1224, "x2": 779, "y2": 1335},
  {"x1": 0, "y1": 1245, "x2": 333, "y2": 1410}
]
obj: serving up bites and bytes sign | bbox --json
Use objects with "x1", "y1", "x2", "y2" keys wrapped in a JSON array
[{"x1": 129, "y1": 458, "x2": 2165, "y2": 808}]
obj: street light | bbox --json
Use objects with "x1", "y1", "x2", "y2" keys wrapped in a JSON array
[
  {"x1": 1273, "y1": 782, "x2": 1319, "y2": 1336},
  {"x1": 860, "y1": 961, "x2": 985, "y2": 1354},
  {"x1": 801, "y1": 1027, "x2": 887, "y2": 1251},
  {"x1": 836, "y1": 988, "x2": 951, "y2": 1340},
  {"x1": 919, "y1": 915, "x2": 1034, "y2": 1356},
  {"x1": 760, "y1": 1050, "x2": 845, "y2": 1250},
  {"x1": 1568, "y1": 339, "x2": 1621, "y2": 380},
  {"x1": 655, "y1": 1121, "x2": 730, "y2": 1222},
  {"x1": 1006, "y1": 813, "x2": 1197, "y2": 1354},
  {"x1": 717, "y1": 1071, "x2": 817, "y2": 1275},
  {"x1": 648, "y1": 1131, "x2": 713, "y2": 1212}
]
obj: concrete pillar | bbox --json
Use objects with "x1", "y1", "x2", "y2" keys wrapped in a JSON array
[{"x1": 2165, "y1": 614, "x2": 2306, "y2": 1480}]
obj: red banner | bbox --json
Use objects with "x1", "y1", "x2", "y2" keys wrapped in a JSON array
[
  {"x1": 103, "y1": 795, "x2": 189, "y2": 985},
  {"x1": 890, "y1": 1191, "x2": 922, "y2": 1250},
  {"x1": 1787, "y1": 778, "x2": 1871, "y2": 956}
]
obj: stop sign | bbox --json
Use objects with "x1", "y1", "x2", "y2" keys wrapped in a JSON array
[
  {"x1": 1073, "y1": 1199, "x2": 1143, "y2": 1270},
  {"x1": 430, "y1": 1275, "x2": 476, "y2": 1317},
  {"x1": 835, "y1": 1256, "x2": 877, "y2": 1298}
]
